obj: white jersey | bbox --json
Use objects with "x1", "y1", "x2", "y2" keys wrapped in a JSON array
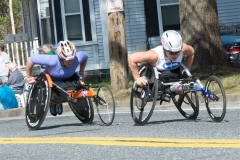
[
  {"x1": 151, "y1": 45, "x2": 183, "y2": 71},
  {"x1": 0, "y1": 52, "x2": 10, "y2": 76}
]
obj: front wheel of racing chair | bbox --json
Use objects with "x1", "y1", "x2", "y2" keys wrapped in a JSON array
[
  {"x1": 94, "y1": 83, "x2": 115, "y2": 126},
  {"x1": 204, "y1": 75, "x2": 226, "y2": 122},
  {"x1": 25, "y1": 73, "x2": 51, "y2": 130},
  {"x1": 130, "y1": 63, "x2": 158, "y2": 125}
]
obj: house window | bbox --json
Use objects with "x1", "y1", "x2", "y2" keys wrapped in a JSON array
[
  {"x1": 63, "y1": 0, "x2": 83, "y2": 40},
  {"x1": 144, "y1": 0, "x2": 159, "y2": 37},
  {"x1": 37, "y1": 0, "x2": 93, "y2": 45},
  {"x1": 161, "y1": 5, "x2": 180, "y2": 31},
  {"x1": 63, "y1": 0, "x2": 92, "y2": 41},
  {"x1": 144, "y1": 0, "x2": 180, "y2": 38},
  {"x1": 39, "y1": 0, "x2": 54, "y2": 44}
]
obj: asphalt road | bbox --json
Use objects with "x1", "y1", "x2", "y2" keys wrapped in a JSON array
[{"x1": 0, "y1": 102, "x2": 240, "y2": 160}]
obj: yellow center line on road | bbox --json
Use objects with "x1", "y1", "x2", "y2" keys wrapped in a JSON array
[{"x1": 0, "y1": 137, "x2": 240, "y2": 148}]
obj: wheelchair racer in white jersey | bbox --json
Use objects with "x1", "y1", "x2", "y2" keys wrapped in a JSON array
[{"x1": 128, "y1": 30, "x2": 195, "y2": 87}]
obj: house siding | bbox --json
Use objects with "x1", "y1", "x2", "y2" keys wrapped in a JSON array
[
  {"x1": 217, "y1": 0, "x2": 240, "y2": 25},
  {"x1": 94, "y1": 0, "x2": 105, "y2": 64},
  {"x1": 124, "y1": 0, "x2": 147, "y2": 54}
]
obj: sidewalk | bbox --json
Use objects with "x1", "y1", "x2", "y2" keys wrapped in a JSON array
[{"x1": 0, "y1": 94, "x2": 239, "y2": 119}]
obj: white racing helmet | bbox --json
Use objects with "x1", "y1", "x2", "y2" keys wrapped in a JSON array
[
  {"x1": 161, "y1": 30, "x2": 182, "y2": 54},
  {"x1": 57, "y1": 40, "x2": 76, "y2": 61}
]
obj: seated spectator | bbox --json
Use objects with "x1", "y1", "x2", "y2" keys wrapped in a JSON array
[
  {"x1": 41, "y1": 44, "x2": 56, "y2": 71},
  {"x1": 5, "y1": 63, "x2": 25, "y2": 94},
  {"x1": 0, "y1": 79, "x2": 18, "y2": 110},
  {"x1": 42, "y1": 44, "x2": 56, "y2": 55}
]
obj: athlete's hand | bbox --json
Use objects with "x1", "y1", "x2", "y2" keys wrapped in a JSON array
[
  {"x1": 136, "y1": 76, "x2": 148, "y2": 86},
  {"x1": 27, "y1": 76, "x2": 36, "y2": 84}
]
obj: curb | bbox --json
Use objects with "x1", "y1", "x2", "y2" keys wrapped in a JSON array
[
  {"x1": 0, "y1": 94, "x2": 239, "y2": 119},
  {"x1": 0, "y1": 100, "x2": 130, "y2": 119}
]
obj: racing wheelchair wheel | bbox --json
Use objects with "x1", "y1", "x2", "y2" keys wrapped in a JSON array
[
  {"x1": 172, "y1": 91, "x2": 199, "y2": 120},
  {"x1": 68, "y1": 97, "x2": 94, "y2": 124},
  {"x1": 94, "y1": 83, "x2": 115, "y2": 126},
  {"x1": 205, "y1": 75, "x2": 226, "y2": 122},
  {"x1": 25, "y1": 73, "x2": 51, "y2": 130},
  {"x1": 130, "y1": 63, "x2": 158, "y2": 125}
]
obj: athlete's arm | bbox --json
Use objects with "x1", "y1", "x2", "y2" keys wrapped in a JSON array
[
  {"x1": 75, "y1": 51, "x2": 88, "y2": 80},
  {"x1": 79, "y1": 60, "x2": 87, "y2": 80},
  {"x1": 128, "y1": 50, "x2": 158, "y2": 86},
  {"x1": 26, "y1": 57, "x2": 36, "y2": 84},
  {"x1": 182, "y1": 43, "x2": 194, "y2": 70}
]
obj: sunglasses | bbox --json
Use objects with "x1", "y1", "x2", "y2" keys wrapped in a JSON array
[{"x1": 165, "y1": 51, "x2": 180, "y2": 55}]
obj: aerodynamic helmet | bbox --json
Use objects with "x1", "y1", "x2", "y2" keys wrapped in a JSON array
[
  {"x1": 57, "y1": 40, "x2": 76, "y2": 61},
  {"x1": 161, "y1": 30, "x2": 182, "y2": 54}
]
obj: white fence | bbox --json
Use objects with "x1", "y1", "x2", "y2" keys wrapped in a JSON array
[
  {"x1": 4, "y1": 34, "x2": 41, "y2": 76},
  {"x1": 4, "y1": 34, "x2": 39, "y2": 68}
]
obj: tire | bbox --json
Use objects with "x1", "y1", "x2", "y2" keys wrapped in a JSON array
[
  {"x1": 68, "y1": 97, "x2": 94, "y2": 124},
  {"x1": 25, "y1": 73, "x2": 51, "y2": 130},
  {"x1": 173, "y1": 91, "x2": 199, "y2": 120},
  {"x1": 94, "y1": 83, "x2": 115, "y2": 126},
  {"x1": 205, "y1": 75, "x2": 226, "y2": 122},
  {"x1": 130, "y1": 63, "x2": 158, "y2": 125}
]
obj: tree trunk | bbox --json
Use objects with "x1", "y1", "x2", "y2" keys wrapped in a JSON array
[
  {"x1": 179, "y1": 0, "x2": 226, "y2": 69},
  {"x1": 108, "y1": 11, "x2": 129, "y2": 89}
]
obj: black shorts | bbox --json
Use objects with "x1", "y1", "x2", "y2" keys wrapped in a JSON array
[
  {"x1": 159, "y1": 67, "x2": 183, "y2": 83},
  {"x1": 51, "y1": 73, "x2": 81, "y2": 103}
]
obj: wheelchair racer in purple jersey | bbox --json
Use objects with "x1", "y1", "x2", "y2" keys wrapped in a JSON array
[
  {"x1": 26, "y1": 40, "x2": 88, "y2": 116},
  {"x1": 26, "y1": 40, "x2": 87, "y2": 82}
]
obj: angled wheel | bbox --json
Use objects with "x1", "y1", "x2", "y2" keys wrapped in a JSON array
[
  {"x1": 68, "y1": 97, "x2": 94, "y2": 124},
  {"x1": 205, "y1": 75, "x2": 226, "y2": 122},
  {"x1": 130, "y1": 63, "x2": 158, "y2": 125},
  {"x1": 172, "y1": 91, "x2": 199, "y2": 120},
  {"x1": 94, "y1": 83, "x2": 115, "y2": 126},
  {"x1": 25, "y1": 73, "x2": 51, "y2": 130}
]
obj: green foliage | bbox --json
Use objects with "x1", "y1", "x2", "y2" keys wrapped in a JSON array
[
  {"x1": 0, "y1": 0, "x2": 9, "y2": 16},
  {"x1": 12, "y1": 0, "x2": 22, "y2": 33},
  {"x1": 91, "y1": 79, "x2": 111, "y2": 87},
  {"x1": 0, "y1": 0, "x2": 22, "y2": 40}
]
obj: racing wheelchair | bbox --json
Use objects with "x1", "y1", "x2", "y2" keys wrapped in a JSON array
[
  {"x1": 130, "y1": 63, "x2": 226, "y2": 125},
  {"x1": 25, "y1": 72, "x2": 115, "y2": 130}
]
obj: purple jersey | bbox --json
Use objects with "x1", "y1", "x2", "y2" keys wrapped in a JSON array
[{"x1": 30, "y1": 51, "x2": 88, "y2": 81}]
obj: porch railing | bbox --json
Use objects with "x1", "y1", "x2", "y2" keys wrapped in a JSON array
[{"x1": 4, "y1": 33, "x2": 41, "y2": 75}]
